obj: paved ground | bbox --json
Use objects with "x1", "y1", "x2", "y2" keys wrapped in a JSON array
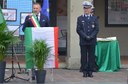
[
  {"x1": 3, "y1": 56, "x2": 128, "y2": 84},
  {"x1": 3, "y1": 67, "x2": 128, "y2": 84}
]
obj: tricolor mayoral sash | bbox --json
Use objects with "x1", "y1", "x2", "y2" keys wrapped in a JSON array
[{"x1": 30, "y1": 13, "x2": 40, "y2": 27}]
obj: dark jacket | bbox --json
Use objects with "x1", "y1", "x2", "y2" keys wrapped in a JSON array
[
  {"x1": 76, "y1": 14, "x2": 99, "y2": 45},
  {"x1": 22, "y1": 13, "x2": 49, "y2": 32}
]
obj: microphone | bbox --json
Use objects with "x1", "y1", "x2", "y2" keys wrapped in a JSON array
[
  {"x1": 12, "y1": 24, "x2": 23, "y2": 34},
  {"x1": 28, "y1": 14, "x2": 33, "y2": 19}
]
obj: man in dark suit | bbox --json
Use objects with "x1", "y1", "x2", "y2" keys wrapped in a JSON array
[
  {"x1": 76, "y1": 1, "x2": 99, "y2": 78},
  {"x1": 22, "y1": 3, "x2": 49, "y2": 32},
  {"x1": 22, "y1": 3, "x2": 50, "y2": 80}
]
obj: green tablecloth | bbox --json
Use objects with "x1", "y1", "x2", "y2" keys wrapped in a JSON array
[{"x1": 95, "y1": 40, "x2": 121, "y2": 72}]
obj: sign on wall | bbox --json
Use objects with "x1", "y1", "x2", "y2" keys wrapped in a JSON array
[
  {"x1": 105, "y1": 0, "x2": 128, "y2": 27},
  {"x1": 7, "y1": 0, "x2": 32, "y2": 26},
  {"x1": 2, "y1": 8, "x2": 17, "y2": 21}
]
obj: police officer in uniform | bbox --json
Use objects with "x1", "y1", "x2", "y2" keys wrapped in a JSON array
[{"x1": 76, "y1": 1, "x2": 99, "y2": 77}]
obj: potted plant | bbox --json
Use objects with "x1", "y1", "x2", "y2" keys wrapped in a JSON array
[
  {"x1": 0, "y1": 21, "x2": 20, "y2": 83},
  {"x1": 29, "y1": 39, "x2": 51, "y2": 83}
]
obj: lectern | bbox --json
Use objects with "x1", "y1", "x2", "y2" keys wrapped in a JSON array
[{"x1": 24, "y1": 27, "x2": 59, "y2": 69}]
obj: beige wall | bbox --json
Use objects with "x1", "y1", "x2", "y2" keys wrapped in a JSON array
[
  {"x1": 67, "y1": 0, "x2": 84, "y2": 69},
  {"x1": 67, "y1": 0, "x2": 128, "y2": 69}
]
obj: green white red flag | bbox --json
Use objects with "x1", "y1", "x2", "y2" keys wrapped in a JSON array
[{"x1": 25, "y1": 27, "x2": 59, "y2": 69}]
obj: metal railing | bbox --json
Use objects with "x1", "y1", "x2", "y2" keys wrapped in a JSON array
[{"x1": 6, "y1": 40, "x2": 25, "y2": 55}]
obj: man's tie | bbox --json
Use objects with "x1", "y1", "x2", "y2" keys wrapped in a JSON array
[
  {"x1": 36, "y1": 15, "x2": 38, "y2": 21},
  {"x1": 87, "y1": 15, "x2": 90, "y2": 19}
]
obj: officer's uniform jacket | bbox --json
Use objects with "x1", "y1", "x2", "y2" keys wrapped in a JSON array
[{"x1": 76, "y1": 14, "x2": 99, "y2": 45}]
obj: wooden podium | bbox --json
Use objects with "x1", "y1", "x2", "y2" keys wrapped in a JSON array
[{"x1": 24, "y1": 27, "x2": 59, "y2": 69}]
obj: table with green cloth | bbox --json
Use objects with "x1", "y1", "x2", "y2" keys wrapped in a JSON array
[{"x1": 95, "y1": 40, "x2": 121, "y2": 72}]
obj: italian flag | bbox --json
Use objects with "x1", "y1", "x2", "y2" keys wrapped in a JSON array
[
  {"x1": 30, "y1": 14, "x2": 40, "y2": 27},
  {"x1": 25, "y1": 27, "x2": 58, "y2": 69}
]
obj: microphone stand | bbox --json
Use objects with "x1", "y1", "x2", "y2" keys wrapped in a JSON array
[
  {"x1": 4, "y1": 42, "x2": 29, "y2": 82},
  {"x1": 4, "y1": 24, "x2": 29, "y2": 82}
]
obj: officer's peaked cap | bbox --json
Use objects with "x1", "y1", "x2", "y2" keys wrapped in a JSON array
[{"x1": 82, "y1": 1, "x2": 92, "y2": 8}]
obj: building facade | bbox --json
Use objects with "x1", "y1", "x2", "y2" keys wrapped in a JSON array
[{"x1": 1, "y1": 0, "x2": 128, "y2": 69}]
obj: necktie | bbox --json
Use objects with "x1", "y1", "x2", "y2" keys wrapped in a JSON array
[
  {"x1": 87, "y1": 15, "x2": 90, "y2": 19},
  {"x1": 36, "y1": 15, "x2": 38, "y2": 21}
]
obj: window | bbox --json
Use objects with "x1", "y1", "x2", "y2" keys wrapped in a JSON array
[{"x1": 105, "y1": 0, "x2": 128, "y2": 27}]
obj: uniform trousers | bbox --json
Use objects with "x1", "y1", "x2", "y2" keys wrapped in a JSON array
[{"x1": 80, "y1": 44, "x2": 96, "y2": 72}]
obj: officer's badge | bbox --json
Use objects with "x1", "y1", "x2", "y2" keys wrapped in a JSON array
[
  {"x1": 91, "y1": 22, "x2": 95, "y2": 28},
  {"x1": 82, "y1": 21, "x2": 84, "y2": 23},
  {"x1": 92, "y1": 24, "x2": 95, "y2": 28}
]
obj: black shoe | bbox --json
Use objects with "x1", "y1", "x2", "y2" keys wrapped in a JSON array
[
  {"x1": 88, "y1": 72, "x2": 93, "y2": 78},
  {"x1": 83, "y1": 72, "x2": 88, "y2": 77},
  {"x1": 32, "y1": 76, "x2": 35, "y2": 80}
]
